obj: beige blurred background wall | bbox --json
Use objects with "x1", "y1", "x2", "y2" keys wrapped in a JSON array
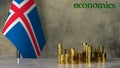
[{"x1": 0, "y1": 0, "x2": 120, "y2": 58}]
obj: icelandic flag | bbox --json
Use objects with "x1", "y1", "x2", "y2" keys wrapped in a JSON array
[{"x1": 2, "y1": 0, "x2": 46, "y2": 58}]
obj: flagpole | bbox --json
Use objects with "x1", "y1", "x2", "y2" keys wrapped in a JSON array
[{"x1": 16, "y1": 49, "x2": 20, "y2": 64}]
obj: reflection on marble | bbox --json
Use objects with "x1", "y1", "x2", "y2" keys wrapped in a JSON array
[
  {"x1": 58, "y1": 63, "x2": 106, "y2": 68},
  {"x1": 0, "y1": 58, "x2": 120, "y2": 68}
]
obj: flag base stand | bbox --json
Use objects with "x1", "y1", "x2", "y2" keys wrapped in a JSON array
[{"x1": 16, "y1": 49, "x2": 20, "y2": 64}]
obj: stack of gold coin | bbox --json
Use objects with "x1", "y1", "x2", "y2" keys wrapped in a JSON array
[
  {"x1": 97, "y1": 45, "x2": 104, "y2": 62},
  {"x1": 93, "y1": 49, "x2": 98, "y2": 62},
  {"x1": 87, "y1": 45, "x2": 93, "y2": 64},
  {"x1": 60, "y1": 54, "x2": 65, "y2": 64},
  {"x1": 65, "y1": 53, "x2": 71, "y2": 64},
  {"x1": 57, "y1": 44, "x2": 63, "y2": 63},
  {"x1": 82, "y1": 42, "x2": 88, "y2": 63},
  {"x1": 85, "y1": 45, "x2": 88, "y2": 63},
  {"x1": 81, "y1": 52, "x2": 86, "y2": 63},
  {"x1": 102, "y1": 53, "x2": 106, "y2": 63},
  {"x1": 77, "y1": 53, "x2": 82, "y2": 64},
  {"x1": 71, "y1": 48, "x2": 77, "y2": 64},
  {"x1": 64, "y1": 49, "x2": 71, "y2": 64}
]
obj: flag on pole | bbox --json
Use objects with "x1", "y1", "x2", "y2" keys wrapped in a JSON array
[{"x1": 2, "y1": 0, "x2": 46, "y2": 58}]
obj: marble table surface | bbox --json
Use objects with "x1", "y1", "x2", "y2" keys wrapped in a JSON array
[{"x1": 0, "y1": 58, "x2": 120, "y2": 68}]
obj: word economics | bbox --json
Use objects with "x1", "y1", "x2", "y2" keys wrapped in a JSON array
[{"x1": 74, "y1": 1, "x2": 117, "y2": 9}]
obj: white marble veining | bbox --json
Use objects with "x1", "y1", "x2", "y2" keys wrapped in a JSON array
[{"x1": 0, "y1": 58, "x2": 120, "y2": 68}]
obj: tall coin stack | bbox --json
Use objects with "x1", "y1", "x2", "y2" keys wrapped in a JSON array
[
  {"x1": 65, "y1": 49, "x2": 71, "y2": 64},
  {"x1": 57, "y1": 44, "x2": 63, "y2": 64},
  {"x1": 71, "y1": 48, "x2": 77, "y2": 64},
  {"x1": 57, "y1": 43, "x2": 106, "y2": 64},
  {"x1": 87, "y1": 45, "x2": 92, "y2": 64}
]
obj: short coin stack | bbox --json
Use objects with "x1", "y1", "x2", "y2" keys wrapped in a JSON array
[{"x1": 57, "y1": 43, "x2": 106, "y2": 64}]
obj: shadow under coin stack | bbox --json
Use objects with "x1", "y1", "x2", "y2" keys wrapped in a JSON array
[{"x1": 57, "y1": 43, "x2": 106, "y2": 64}]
